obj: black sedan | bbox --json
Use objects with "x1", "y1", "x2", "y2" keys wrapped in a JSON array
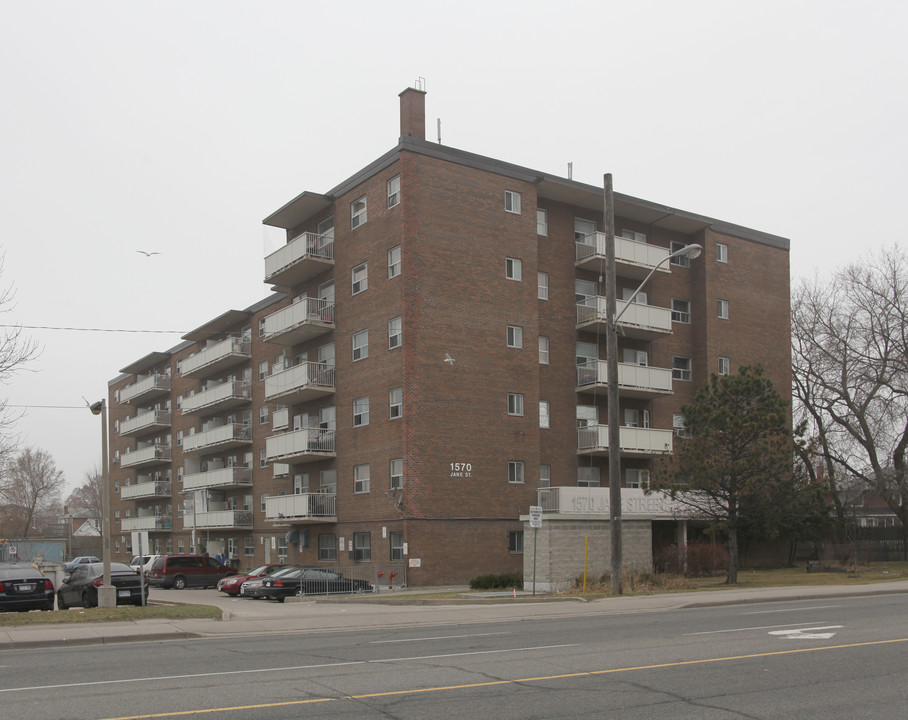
[
  {"x1": 258, "y1": 568, "x2": 373, "y2": 602},
  {"x1": 57, "y1": 562, "x2": 149, "y2": 609},
  {"x1": 0, "y1": 564, "x2": 54, "y2": 612}
]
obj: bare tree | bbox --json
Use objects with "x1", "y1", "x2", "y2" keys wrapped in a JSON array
[
  {"x1": 792, "y1": 245, "x2": 908, "y2": 538},
  {"x1": 65, "y1": 466, "x2": 104, "y2": 531},
  {"x1": 0, "y1": 447, "x2": 66, "y2": 538}
]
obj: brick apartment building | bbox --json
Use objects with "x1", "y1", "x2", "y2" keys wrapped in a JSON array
[{"x1": 107, "y1": 87, "x2": 791, "y2": 588}]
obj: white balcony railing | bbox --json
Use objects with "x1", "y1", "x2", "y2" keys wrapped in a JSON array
[
  {"x1": 264, "y1": 232, "x2": 334, "y2": 286},
  {"x1": 181, "y1": 337, "x2": 251, "y2": 378},
  {"x1": 120, "y1": 444, "x2": 172, "y2": 469},
  {"x1": 265, "y1": 427, "x2": 336, "y2": 463},
  {"x1": 576, "y1": 297, "x2": 672, "y2": 338},
  {"x1": 182, "y1": 467, "x2": 253, "y2": 492},
  {"x1": 121, "y1": 515, "x2": 172, "y2": 532},
  {"x1": 121, "y1": 481, "x2": 172, "y2": 500},
  {"x1": 265, "y1": 493, "x2": 337, "y2": 521},
  {"x1": 120, "y1": 374, "x2": 171, "y2": 404},
  {"x1": 120, "y1": 410, "x2": 171, "y2": 436},
  {"x1": 264, "y1": 362, "x2": 335, "y2": 402},
  {"x1": 577, "y1": 424, "x2": 673, "y2": 457},
  {"x1": 575, "y1": 233, "x2": 671, "y2": 279},
  {"x1": 576, "y1": 360, "x2": 673, "y2": 397},
  {"x1": 262, "y1": 298, "x2": 335, "y2": 345},
  {"x1": 182, "y1": 423, "x2": 252, "y2": 454},
  {"x1": 183, "y1": 509, "x2": 253, "y2": 529},
  {"x1": 536, "y1": 486, "x2": 681, "y2": 518},
  {"x1": 181, "y1": 380, "x2": 251, "y2": 414}
]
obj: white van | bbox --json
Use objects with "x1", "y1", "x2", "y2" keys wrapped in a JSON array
[{"x1": 130, "y1": 554, "x2": 164, "y2": 576}]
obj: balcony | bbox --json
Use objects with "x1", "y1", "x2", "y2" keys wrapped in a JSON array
[
  {"x1": 121, "y1": 481, "x2": 172, "y2": 500},
  {"x1": 576, "y1": 297, "x2": 672, "y2": 340},
  {"x1": 183, "y1": 467, "x2": 253, "y2": 492},
  {"x1": 265, "y1": 427, "x2": 336, "y2": 464},
  {"x1": 181, "y1": 381, "x2": 252, "y2": 416},
  {"x1": 121, "y1": 515, "x2": 172, "y2": 532},
  {"x1": 575, "y1": 233, "x2": 671, "y2": 281},
  {"x1": 120, "y1": 410, "x2": 171, "y2": 437},
  {"x1": 264, "y1": 232, "x2": 335, "y2": 288},
  {"x1": 181, "y1": 337, "x2": 251, "y2": 380},
  {"x1": 120, "y1": 444, "x2": 172, "y2": 469},
  {"x1": 536, "y1": 486, "x2": 681, "y2": 518},
  {"x1": 262, "y1": 298, "x2": 335, "y2": 346},
  {"x1": 577, "y1": 424, "x2": 673, "y2": 458},
  {"x1": 576, "y1": 360, "x2": 673, "y2": 398},
  {"x1": 183, "y1": 509, "x2": 253, "y2": 530},
  {"x1": 265, "y1": 493, "x2": 336, "y2": 524},
  {"x1": 265, "y1": 362, "x2": 335, "y2": 404},
  {"x1": 182, "y1": 423, "x2": 252, "y2": 455},
  {"x1": 120, "y1": 374, "x2": 171, "y2": 405}
]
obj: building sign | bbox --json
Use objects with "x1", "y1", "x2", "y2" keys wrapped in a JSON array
[
  {"x1": 547, "y1": 487, "x2": 683, "y2": 518},
  {"x1": 449, "y1": 462, "x2": 473, "y2": 478}
]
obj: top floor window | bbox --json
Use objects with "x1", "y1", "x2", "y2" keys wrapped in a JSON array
[
  {"x1": 621, "y1": 229, "x2": 646, "y2": 243},
  {"x1": 574, "y1": 218, "x2": 596, "y2": 241},
  {"x1": 537, "y1": 208, "x2": 548, "y2": 236},
  {"x1": 506, "y1": 257, "x2": 522, "y2": 281},
  {"x1": 670, "y1": 241, "x2": 691, "y2": 267},
  {"x1": 505, "y1": 190, "x2": 521, "y2": 214},
  {"x1": 717, "y1": 243, "x2": 728, "y2": 263},
  {"x1": 351, "y1": 196, "x2": 367, "y2": 229},
  {"x1": 387, "y1": 175, "x2": 400, "y2": 209}
]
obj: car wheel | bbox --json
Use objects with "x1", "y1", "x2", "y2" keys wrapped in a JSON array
[
  {"x1": 81, "y1": 592, "x2": 94, "y2": 609},
  {"x1": 275, "y1": 595, "x2": 285, "y2": 603},
  {"x1": 57, "y1": 592, "x2": 69, "y2": 610},
  {"x1": 172, "y1": 575, "x2": 187, "y2": 590}
]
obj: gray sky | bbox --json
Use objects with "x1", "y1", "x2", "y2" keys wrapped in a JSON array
[{"x1": 2, "y1": 0, "x2": 906, "y2": 497}]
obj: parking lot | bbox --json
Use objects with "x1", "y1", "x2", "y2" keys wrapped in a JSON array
[{"x1": 148, "y1": 585, "x2": 322, "y2": 618}]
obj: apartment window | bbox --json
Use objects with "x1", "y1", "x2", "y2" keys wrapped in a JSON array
[
  {"x1": 670, "y1": 241, "x2": 691, "y2": 267},
  {"x1": 508, "y1": 530, "x2": 524, "y2": 553},
  {"x1": 258, "y1": 360, "x2": 268, "y2": 381},
  {"x1": 259, "y1": 406, "x2": 269, "y2": 425},
  {"x1": 506, "y1": 257, "x2": 522, "y2": 281},
  {"x1": 318, "y1": 216, "x2": 335, "y2": 241},
  {"x1": 277, "y1": 535, "x2": 288, "y2": 559},
  {"x1": 718, "y1": 299, "x2": 729, "y2": 319},
  {"x1": 175, "y1": 395, "x2": 182, "y2": 411},
  {"x1": 624, "y1": 408, "x2": 650, "y2": 429},
  {"x1": 577, "y1": 404, "x2": 598, "y2": 427},
  {"x1": 353, "y1": 396, "x2": 370, "y2": 427},
  {"x1": 390, "y1": 531, "x2": 404, "y2": 561},
  {"x1": 537, "y1": 272, "x2": 549, "y2": 300},
  {"x1": 388, "y1": 316, "x2": 402, "y2": 349},
  {"x1": 390, "y1": 458, "x2": 403, "y2": 490},
  {"x1": 717, "y1": 243, "x2": 728, "y2": 263},
  {"x1": 673, "y1": 413, "x2": 692, "y2": 438},
  {"x1": 507, "y1": 325, "x2": 523, "y2": 348},
  {"x1": 176, "y1": 430, "x2": 183, "y2": 447},
  {"x1": 718, "y1": 356, "x2": 730, "y2": 376},
  {"x1": 575, "y1": 278, "x2": 597, "y2": 304},
  {"x1": 540, "y1": 464, "x2": 551, "y2": 488},
  {"x1": 671, "y1": 298, "x2": 691, "y2": 324},
  {"x1": 537, "y1": 208, "x2": 548, "y2": 236},
  {"x1": 351, "y1": 195, "x2": 367, "y2": 228},
  {"x1": 318, "y1": 534, "x2": 337, "y2": 562},
  {"x1": 353, "y1": 533, "x2": 371, "y2": 561},
  {"x1": 387, "y1": 175, "x2": 400, "y2": 209},
  {"x1": 388, "y1": 245, "x2": 401, "y2": 278},
  {"x1": 576, "y1": 341, "x2": 597, "y2": 366},
  {"x1": 624, "y1": 348, "x2": 648, "y2": 366},
  {"x1": 672, "y1": 356, "x2": 692, "y2": 382},
  {"x1": 508, "y1": 461, "x2": 525, "y2": 484},
  {"x1": 352, "y1": 330, "x2": 369, "y2": 361},
  {"x1": 504, "y1": 190, "x2": 521, "y2": 214},
  {"x1": 574, "y1": 218, "x2": 596, "y2": 241},
  {"x1": 293, "y1": 473, "x2": 309, "y2": 494},
  {"x1": 177, "y1": 467, "x2": 183, "y2": 483},
  {"x1": 626, "y1": 469, "x2": 651, "y2": 489},
  {"x1": 258, "y1": 318, "x2": 266, "y2": 337},
  {"x1": 354, "y1": 464, "x2": 370, "y2": 494},
  {"x1": 578, "y1": 466, "x2": 601, "y2": 486},
  {"x1": 389, "y1": 387, "x2": 402, "y2": 419},
  {"x1": 352, "y1": 262, "x2": 368, "y2": 295},
  {"x1": 621, "y1": 229, "x2": 647, "y2": 243},
  {"x1": 260, "y1": 492, "x2": 269, "y2": 512},
  {"x1": 507, "y1": 393, "x2": 524, "y2": 416},
  {"x1": 539, "y1": 400, "x2": 550, "y2": 429},
  {"x1": 539, "y1": 336, "x2": 550, "y2": 365},
  {"x1": 260, "y1": 449, "x2": 267, "y2": 468}
]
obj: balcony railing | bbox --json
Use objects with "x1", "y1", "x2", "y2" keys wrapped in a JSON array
[
  {"x1": 119, "y1": 410, "x2": 171, "y2": 437},
  {"x1": 121, "y1": 515, "x2": 172, "y2": 532},
  {"x1": 575, "y1": 233, "x2": 671, "y2": 280},
  {"x1": 121, "y1": 481, "x2": 172, "y2": 500},
  {"x1": 264, "y1": 232, "x2": 335, "y2": 288},
  {"x1": 182, "y1": 423, "x2": 252, "y2": 455},
  {"x1": 264, "y1": 362, "x2": 335, "y2": 404},
  {"x1": 577, "y1": 424, "x2": 673, "y2": 457},
  {"x1": 183, "y1": 509, "x2": 253, "y2": 530},
  {"x1": 576, "y1": 360, "x2": 673, "y2": 398},
  {"x1": 262, "y1": 298, "x2": 335, "y2": 346},
  {"x1": 120, "y1": 374, "x2": 171, "y2": 405},
  {"x1": 576, "y1": 297, "x2": 672, "y2": 340},
  {"x1": 266, "y1": 427, "x2": 336, "y2": 464},
  {"x1": 181, "y1": 337, "x2": 251, "y2": 379},
  {"x1": 265, "y1": 493, "x2": 337, "y2": 522},
  {"x1": 182, "y1": 467, "x2": 253, "y2": 492},
  {"x1": 120, "y1": 444, "x2": 172, "y2": 469},
  {"x1": 181, "y1": 380, "x2": 252, "y2": 415},
  {"x1": 536, "y1": 486, "x2": 681, "y2": 518}
]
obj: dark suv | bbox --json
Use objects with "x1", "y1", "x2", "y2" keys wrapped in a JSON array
[{"x1": 146, "y1": 555, "x2": 236, "y2": 589}]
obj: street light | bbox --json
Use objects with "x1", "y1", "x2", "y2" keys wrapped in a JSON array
[
  {"x1": 604, "y1": 173, "x2": 702, "y2": 594},
  {"x1": 89, "y1": 399, "x2": 116, "y2": 608}
]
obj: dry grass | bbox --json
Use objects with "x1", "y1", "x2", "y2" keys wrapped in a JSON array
[{"x1": 0, "y1": 603, "x2": 222, "y2": 627}]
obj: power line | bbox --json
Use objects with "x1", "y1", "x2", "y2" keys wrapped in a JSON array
[{"x1": 0, "y1": 324, "x2": 186, "y2": 335}]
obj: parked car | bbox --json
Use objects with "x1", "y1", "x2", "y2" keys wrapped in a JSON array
[
  {"x1": 258, "y1": 568, "x2": 373, "y2": 602},
  {"x1": 240, "y1": 565, "x2": 302, "y2": 599},
  {"x1": 57, "y1": 562, "x2": 148, "y2": 609},
  {"x1": 63, "y1": 556, "x2": 101, "y2": 573},
  {"x1": 217, "y1": 564, "x2": 287, "y2": 596},
  {"x1": 129, "y1": 554, "x2": 164, "y2": 576},
  {"x1": 0, "y1": 564, "x2": 55, "y2": 612},
  {"x1": 146, "y1": 555, "x2": 236, "y2": 590}
]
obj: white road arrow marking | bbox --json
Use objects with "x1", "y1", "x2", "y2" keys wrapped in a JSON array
[{"x1": 768, "y1": 625, "x2": 842, "y2": 640}]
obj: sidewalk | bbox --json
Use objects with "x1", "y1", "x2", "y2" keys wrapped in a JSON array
[{"x1": 4, "y1": 580, "x2": 908, "y2": 650}]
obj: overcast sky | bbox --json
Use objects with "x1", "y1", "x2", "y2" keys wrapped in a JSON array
[{"x1": 1, "y1": 0, "x2": 906, "y2": 497}]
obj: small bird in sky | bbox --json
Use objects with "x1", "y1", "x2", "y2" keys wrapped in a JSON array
[
  {"x1": 135, "y1": 250, "x2": 161, "y2": 257},
  {"x1": 444, "y1": 353, "x2": 455, "y2": 365}
]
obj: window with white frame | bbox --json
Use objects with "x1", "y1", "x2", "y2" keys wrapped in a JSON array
[
  {"x1": 354, "y1": 464, "x2": 370, "y2": 494},
  {"x1": 508, "y1": 461, "x2": 525, "y2": 484},
  {"x1": 626, "y1": 468, "x2": 651, "y2": 489},
  {"x1": 671, "y1": 298, "x2": 691, "y2": 324},
  {"x1": 388, "y1": 245, "x2": 401, "y2": 278},
  {"x1": 504, "y1": 190, "x2": 521, "y2": 214},
  {"x1": 243, "y1": 537, "x2": 255, "y2": 556},
  {"x1": 673, "y1": 413, "x2": 692, "y2": 438},
  {"x1": 509, "y1": 530, "x2": 524, "y2": 553},
  {"x1": 539, "y1": 336, "x2": 550, "y2": 365},
  {"x1": 575, "y1": 278, "x2": 597, "y2": 304},
  {"x1": 539, "y1": 464, "x2": 551, "y2": 488},
  {"x1": 507, "y1": 393, "x2": 524, "y2": 416},
  {"x1": 537, "y1": 208, "x2": 548, "y2": 236},
  {"x1": 260, "y1": 492, "x2": 269, "y2": 511},
  {"x1": 259, "y1": 406, "x2": 269, "y2": 425},
  {"x1": 576, "y1": 404, "x2": 598, "y2": 427},
  {"x1": 294, "y1": 473, "x2": 309, "y2": 494},
  {"x1": 574, "y1": 218, "x2": 596, "y2": 240},
  {"x1": 388, "y1": 316, "x2": 402, "y2": 349},
  {"x1": 260, "y1": 449, "x2": 267, "y2": 468},
  {"x1": 351, "y1": 262, "x2": 368, "y2": 295},
  {"x1": 623, "y1": 348, "x2": 648, "y2": 366},
  {"x1": 177, "y1": 467, "x2": 183, "y2": 483},
  {"x1": 539, "y1": 400, "x2": 550, "y2": 429},
  {"x1": 670, "y1": 241, "x2": 691, "y2": 267},
  {"x1": 387, "y1": 175, "x2": 400, "y2": 209},
  {"x1": 576, "y1": 341, "x2": 597, "y2": 365},
  {"x1": 718, "y1": 356, "x2": 730, "y2": 375},
  {"x1": 258, "y1": 360, "x2": 268, "y2": 380},
  {"x1": 258, "y1": 318, "x2": 266, "y2": 337},
  {"x1": 352, "y1": 330, "x2": 369, "y2": 361},
  {"x1": 624, "y1": 408, "x2": 650, "y2": 428},
  {"x1": 506, "y1": 325, "x2": 523, "y2": 348},
  {"x1": 353, "y1": 396, "x2": 370, "y2": 427},
  {"x1": 537, "y1": 271, "x2": 549, "y2": 300},
  {"x1": 390, "y1": 531, "x2": 404, "y2": 561},
  {"x1": 277, "y1": 535, "x2": 288, "y2": 558},
  {"x1": 351, "y1": 195, "x2": 367, "y2": 228},
  {"x1": 353, "y1": 532, "x2": 371, "y2": 561},
  {"x1": 318, "y1": 534, "x2": 337, "y2": 561},
  {"x1": 621, "y1": 229, "x2": 647, "y2": 243},
  {"x1": 506, "y1": 257, "x2": 522, "y2": 281},
  {"x1": 176, "y1": 430, "x2": 183, "y2": 446},
  {"x1": 389, "y1": 387, "x2": 402, "y2": 419},
  {"x1": 717, "y1": 299, "x2": 729, "y2": 319},
  {"x1": 578, "y1": 466, "x2": 600, "y2": 486},
  {"x1": 717, "y1": 243, "x2": 728, "y2": 263},
  {"x1": 672, "y1": 356, "x2": 692, "y2": 381},
  {"x1": 390, "y1": 458, "x2": 403, "y2": 490}
]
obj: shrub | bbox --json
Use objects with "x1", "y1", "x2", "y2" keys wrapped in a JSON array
[
  {"x1": 469, "y1": 572, "x2": 523, "y2": 590},
  {"x1": 656, "y1": 542, "x2": 728, "y2": 577}
]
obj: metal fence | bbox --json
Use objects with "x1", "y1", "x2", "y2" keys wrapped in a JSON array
[{"x1": 0, "y1": 539, "x2": 66, "y2": 564}]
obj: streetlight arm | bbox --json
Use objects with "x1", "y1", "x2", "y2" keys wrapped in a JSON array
[{"x1": 612, "y1": 244, "x2": 702, "y2": 325}]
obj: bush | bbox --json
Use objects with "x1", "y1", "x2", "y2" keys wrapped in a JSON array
[
  {"x1": 656, "y1": 542, "x2": 728, "y2": 577},
  {"x1": 469, "y1": 572, "x2": 523, "y2": 590}
]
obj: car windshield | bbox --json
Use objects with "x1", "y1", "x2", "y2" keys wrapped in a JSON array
[{"x1": 271, "y1": 566, "x2": 301, "y2": 578}]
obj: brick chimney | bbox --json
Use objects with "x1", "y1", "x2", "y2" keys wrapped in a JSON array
[{"x1": 399, "y1": 86, "x2": 426, "y2": 141}]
